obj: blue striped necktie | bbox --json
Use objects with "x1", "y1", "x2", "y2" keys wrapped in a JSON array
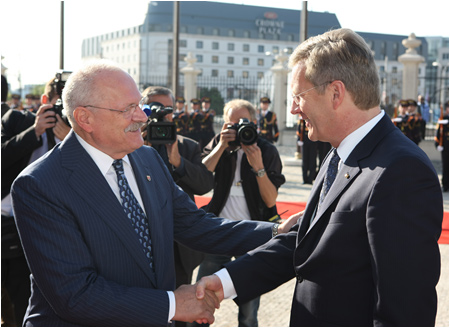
[
  {"x1": 112, "y1": 159, "x2": 154, "y2": 270},
  {"x1": 318, "y1": 149, "x2": 340, "y2": 207}
]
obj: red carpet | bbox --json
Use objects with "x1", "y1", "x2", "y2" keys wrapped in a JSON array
[{"x1": 195, "y1": 196, "x2": 449, "y2": 245}]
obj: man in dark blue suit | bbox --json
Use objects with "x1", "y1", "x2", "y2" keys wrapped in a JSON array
[
  {"x1": 197, "y1": 28, "x2": 443, "y2": 326},
  {"x1": 11, "y1": 60, "x2": 295, "y2": 326}
]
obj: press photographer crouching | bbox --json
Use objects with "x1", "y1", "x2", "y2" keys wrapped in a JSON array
[{"x1": 1, "y1": 71, "x2": 72, "y2": 325}]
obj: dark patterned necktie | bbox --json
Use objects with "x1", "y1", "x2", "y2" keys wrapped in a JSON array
[
  {"x1": 112, "y1": 159, "x2": 154, "y2": 270},
  {"x1": 318, "y1": 149, "x2": 340, "y2": 207}
]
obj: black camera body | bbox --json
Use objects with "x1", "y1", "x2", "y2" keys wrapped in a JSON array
[
  {"x1": 54, "y1": 70, "x2": 72, "y2": 96},
  {"x1": 146, "y1": 102, "x2": 177, "y2": 145},
  {"x1": 227, "y1": 118, "x2": 258, "y2": 146}
]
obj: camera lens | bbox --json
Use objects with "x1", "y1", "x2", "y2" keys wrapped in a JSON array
[
  {"x1": 239, "y1": 126, "x2": 258, "y2": 145},
  {"x1": 152, "y1": 126, "x2": 173, "y2": 138}
]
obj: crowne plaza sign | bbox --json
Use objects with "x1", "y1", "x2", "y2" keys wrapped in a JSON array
[{"x1": 255, "y1": 12, "x2": 285, "y2": 36}]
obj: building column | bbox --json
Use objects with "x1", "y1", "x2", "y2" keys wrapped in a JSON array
[
  {"x1": 180, "y1": 52, "x2": 201, "y2": 106},
  {"x1": 398, "y1": 33, "x2": 425, "y2": 100},
  {"x1": 270, "y1": 52, "x2": 290, "y2": 146}
]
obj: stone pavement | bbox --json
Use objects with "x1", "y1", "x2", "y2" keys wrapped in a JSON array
[{"x1": 197, "y1": 139, "x2": 449, "y2": 327}]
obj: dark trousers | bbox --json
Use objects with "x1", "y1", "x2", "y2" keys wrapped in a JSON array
[
  {"x1": 1, "y1": 256, "x2": 31, "y2": 326},
  {"x1": 302, "y1": 142, "x2": 318, "y2": 184},
  {"x1": 442, "y1": 148, "x2": 449, "y2": 190}
]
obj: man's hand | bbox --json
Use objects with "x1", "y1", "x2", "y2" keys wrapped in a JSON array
[
  {"x1": 173, "y1": 284, "x2": 220, "y2": 324},
  {"x1": 278, "y1": 210, "x2": 304, "y2": 234},
  {"x1": 218, "y1": 122, "x2": 237, "y2": 149},
  {"x1": 195, "y1": 275, "x2": 225, "y2": 324},
  {"x1": 241, "y1": 143, "x2": 263, "y2": 171},
  {"x1": 33, "y1": 104, "x2": 58, "y2": 138},
  {"x1": 166, "y1": 140, "x2": 181, "y2": 168},
  {"x1": 53, "y1": 114, "x2": 71, "y2": 140}
]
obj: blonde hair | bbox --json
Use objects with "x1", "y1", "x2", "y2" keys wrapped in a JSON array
[
  {"x1": 289, "y1": 28, "x2": 380, "y2": 110},
  {"x1": 223, "y1": 99, "x2": 256, "y2": 122}
]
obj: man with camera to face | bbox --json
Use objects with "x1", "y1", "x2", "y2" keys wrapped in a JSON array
[
  {"x1": 1, "y1": 72, "x2": 71, "y2": 325},
  {"x1": 195, "y1": 99, "x2": 285, "y2": 327},
  {"x1": 141, "y1": 87, "x2": 214, "y2": 326}
]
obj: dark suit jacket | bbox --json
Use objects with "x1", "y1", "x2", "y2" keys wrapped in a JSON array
[
  {"x1": 1, "y1": 109, "x2": 42, "y2": 198},
  {"x1": 154, "y1": 135, "x2": 214, "y2": 286},
  {"x1": 226, "y1": 114, "x2": 443, "y2": 326},
  {"x1": 11, "y1": 130, "x2": 274, "y2": 327}
]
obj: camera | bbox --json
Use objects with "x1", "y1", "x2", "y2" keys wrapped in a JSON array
[
  {"x1": 227, "y1": 118, "x2": 258, "y2": 146},
  {"x1": 146, "y1": 102, "x2": 177, "y2": 145},
  {"x1": 54, "y1": 70, "x2": 72, "y2": 96}
]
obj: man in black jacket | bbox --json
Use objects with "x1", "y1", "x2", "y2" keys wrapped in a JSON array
[{"x1": 196, "y1": 99, "x2": 285, "y2": 326}]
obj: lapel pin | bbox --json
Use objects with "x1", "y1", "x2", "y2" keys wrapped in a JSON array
[
  {"x1": 345, "y1": 173, "x2": 350, "y2": 179},
  {"x1": 147, "y1": 175, "x2": 151, "y2": 181}
]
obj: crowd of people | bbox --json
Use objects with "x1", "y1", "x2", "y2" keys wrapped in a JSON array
[{"x1": 1, "y1": 27, "x2": 447, "y2": 327}]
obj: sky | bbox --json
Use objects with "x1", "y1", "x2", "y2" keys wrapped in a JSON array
[{"x1": 1, "y1": 0, "x2": 449, "y2": 91}]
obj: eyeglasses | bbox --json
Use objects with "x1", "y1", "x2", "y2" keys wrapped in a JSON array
[
  {"x1": 82, "y1": 98, "x2": 150, "y2": 118},
  {"x1": 292, "y1": 81, "x2": 332, "y2": 106}
]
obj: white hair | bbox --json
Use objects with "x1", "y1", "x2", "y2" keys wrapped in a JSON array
[{"x1": 62, "y1": 59, "x2": 124, "y2": 124}]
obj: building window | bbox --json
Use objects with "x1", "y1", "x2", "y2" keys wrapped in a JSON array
[
  {"x1": 272, "y1": 46, "x2": 279, "y2": 54},
  {"x1": 243, "y1": 30, "x2": 250, "y2": 38},
  {"x1": 197, "y1": 27, "x2": 204, "y2": 34},
  {"x1": 393, "y1": 43, "x2": 399, "y2": 59},
  {"x1": 227, "y1": 57, "x2": 234, "y2": 64},
  {"x1": 212, "y1": 42, "x2": 219, "y2": 50},
  {"x1": 257, "y1": 72, "x2": 264, "y2": 79},
  {"x1": 212, "y1": 69, "x2": 219, "y2": 77},
  {"x1": 196, "y1": 55, "x2": 203, "y2": 63},
  {"x1": 243, "y1": 58, "x2": 249, "y2": 65},
  {"x1": 227, "y1": 70, "x2": 234, "y2": 78},
  {"x1": 196, "y1": 41, "x2": 203, "y2": 49},
  {"x1": 242, "y1": 71, "x2": 249, "y2": 78},
  {"x1": 380, "y1": 41, "x2": 386, "y2": 57},
  {"x1": 258, "y1": 58, "x2": 264, "y2": 66},
  {"x1": 228, "y1": 29, "x2": 235, "y2": 37},
  {"x1": 180, "y1": 26, "x2": 187, "y2": 33},
  {"x1": 180, "y1": 40, "x2": 187, "y2": 47},
  {"x1": 288, "y1": 34, "x2": 294, "y2": 41},
  {"x1": 258, "y1": 45, "x2": 264, "y2": 53},
  {"x1": 212, "y1": 56, "x2": 219, "y2": 63},
  {"x1": 228, "y1": 43, "x2": 235, "y2": 51},
  {"x1": 212, "y1": 28, "x2": 219, "y2": 36},
  {"x1": 243, "y1": 44, "x2": 250, "y2": 52},
  {"x1": 392, "y1": 67, "x2": 397, "y2": 73}
]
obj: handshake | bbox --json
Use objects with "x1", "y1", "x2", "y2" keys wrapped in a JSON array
[{"x1": 173, "y1": 274, "x2": 224, "y2": 324}]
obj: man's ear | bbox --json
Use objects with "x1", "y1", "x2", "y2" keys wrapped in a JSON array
[
  {"x1": 73, "y1": 106, "x2": 94, "y2": 133},
  {"x1": 330, "y1": 80, "x2": 345, "y2": 109}
]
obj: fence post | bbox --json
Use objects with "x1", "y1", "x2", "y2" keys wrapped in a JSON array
[
  {"x1": 180, "y1": 52, "x2": 201, "y2": 108},
  {"x1": 398, "y1": 33, "x2": 425, "y2": 100}
]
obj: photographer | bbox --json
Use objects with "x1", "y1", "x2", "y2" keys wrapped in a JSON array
[
  {"x1": 141, "y1": 87, "x2": 214, "y2": 327},
  {"x1": 195, "y1": 99, "x2": 285, "y2": 327},
  {"x1": 1, "y1": 72, "x2": 71, "y2": 325}
]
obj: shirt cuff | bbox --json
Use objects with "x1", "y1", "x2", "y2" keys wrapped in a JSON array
[
  {"x1": 215, "y1": 268, "x2": 237, "y2": 299},
  {"x1": 167, "y1": 291, "x2": 176, "y2": 322}
]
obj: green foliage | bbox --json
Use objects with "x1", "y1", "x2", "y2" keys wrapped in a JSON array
[{"x1": 199, "y1": 87, "x2": 224, "y2": 116}]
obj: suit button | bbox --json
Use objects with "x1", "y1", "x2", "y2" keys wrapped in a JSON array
[{"x1": 296, "y1": 274, "x2": 303, "y2": 283}]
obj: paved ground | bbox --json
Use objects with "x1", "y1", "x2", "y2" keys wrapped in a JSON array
[{"x1": 197, "y1": 138, "x2": 449, "y2": 327}]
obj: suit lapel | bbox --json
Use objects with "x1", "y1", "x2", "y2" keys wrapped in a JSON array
[
  {"x1": 61, "y1": 132, "x2": 157, "y2": 286},
  {"x1": 300, "y1": 114, "x2": 394, "y2": 237}
]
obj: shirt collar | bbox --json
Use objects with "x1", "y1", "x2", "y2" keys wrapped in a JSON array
[
  {"x1": 74, "y1": 131, "x2": 130, "y2": 177},
  {"x1": 336, "y1": 110, "x2": 384, "y2": 163}
]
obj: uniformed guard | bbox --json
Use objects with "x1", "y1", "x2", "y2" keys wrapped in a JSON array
[
  {"x1": 200, "y1": 96, "x2": 216, "y2": 148},
  {"x1": 392, "y1": 99, "x2": 422, "y2": 144},
  {"x1": 188, "y1": 98, "x2": 203, "y2": 144},
  {"x1": 173, "y1": 96, "x2": 189, "y2": 137},
  {"x1": 297, "y1": 118, "x2": 318, "y2": 184},
  {"x1": 258, "y1": 97, "x2": 279, "y2": 143}
]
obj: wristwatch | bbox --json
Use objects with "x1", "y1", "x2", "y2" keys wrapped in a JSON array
[
  {"x1": 253, "y1": 168, "x2": 266, "y2": 178},
  {"x1": 272, "y1": 223, "x2": 280, "y2": 237}
]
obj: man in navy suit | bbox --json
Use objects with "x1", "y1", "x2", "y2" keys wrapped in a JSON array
[
  {"x1": 11, "y1": 60, "x2": 295, "y2": 326},
  {"x1": 197, "y1": 28, "x2": 443, "y2": 326}
]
